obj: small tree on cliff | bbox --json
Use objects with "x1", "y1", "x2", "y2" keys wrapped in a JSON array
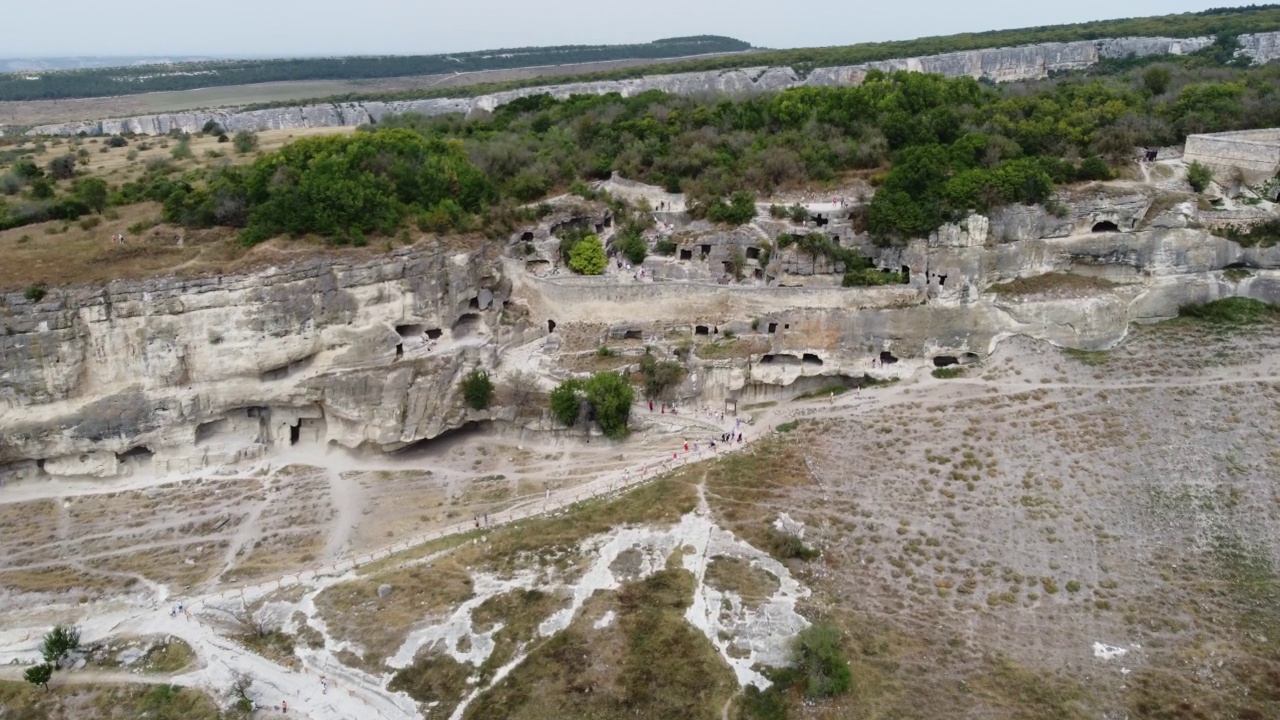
[
  {"x1": 41, "y1": 625, "x2": 80, "y2": 670},
  {"x1": 461, "y1": 369, "x2": 494, "y2": 410},
  {"x1": 24, "y1": 663, "x2": 52, "y2": 691},
  {"x1": 1187, "y1": 161, "x2": 1214, "y2": 193}
]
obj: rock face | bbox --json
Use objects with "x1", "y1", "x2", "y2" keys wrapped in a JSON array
[
  {"x1": 0, "y1": 242, "x2": 526, "y2": 479},
  {"x1": 27, "y1": 32, "x2": 1275, "y2": 137},
  {"x1": 5, "y1": 182, "x2": 1280, "y2": 484}
]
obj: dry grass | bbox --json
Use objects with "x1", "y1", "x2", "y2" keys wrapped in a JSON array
[
  {"x1": 462, "y1": 569, "x2": 737, "y2": 720},
  {"x1": 0, "y1": 680, "x2": 220, "y2": 720},
  {"x1": 987, "y1": 272, "x2": 1119, "y2": 297},
  {"x1": 314, "y1": 557, "x2": 476, "y2": 668},
  {"x1": 704, "y1": 556, "x2": 780, "y2": 610}
]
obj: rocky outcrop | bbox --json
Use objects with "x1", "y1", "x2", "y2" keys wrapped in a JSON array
[
  {"x1": 28, "y1": 32, "x2": 1275, "y2": 137},
  {"x1": 0, "y1": 242, "x2": 527, "y2": 479},
  {"x1": 6, "y1": 185, "x2": 1280, "y2": 484}
]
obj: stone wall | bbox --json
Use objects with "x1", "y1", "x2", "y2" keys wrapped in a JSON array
[
  {"x1": 1184, "y1": 129, "x2": 1280, "y2": 184},
  {"x1": 28, "y1": 32, "x2": 1280, "y2": 137}
]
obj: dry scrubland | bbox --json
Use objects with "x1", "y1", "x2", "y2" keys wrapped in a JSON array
[
  {"x1": 1, "y1": 312, "x2": 1279, "y2": 719},
  {"x1": 0, "y1": 126, "x2": 379, "y2": 291},
  {"x1": 365, "y1": 315, "x2": 1280, "y2": 720}
]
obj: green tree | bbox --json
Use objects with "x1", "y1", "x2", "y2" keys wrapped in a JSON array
[
  {"x1": 584, "y1": 371, "x2": 634, "y2": 439},
  {"x1": 41, "y1": 625, "x2": 80, "y2": 670},
  {"x1": 233, "y1": 130, "x2": 260, "y2": 154},
  {"x1": 24, "y1": 663, "x2": 52, "y2": 691},
  {"x1": 1142, "y1": 65, "x2": 1172, "y2": 96},
  {"x1": 638, "y1": 351, "x2": 685, "y2": 400},
  {"x1": 792, "y1": 623, "x2": 852, "y2": 698},
  {"x1": 568, "y1": 234, "x2": 607, "y2": 274},
  {"x1": 171, "y1": 139, "x2": 194, "y2": 160},
  {"x1": 615, "y1": 226, "x2": 648, "y2": 265},
  {"x1": 549, "y1": 379, "x2": 585, "y2": 427},
  {"x1": 1187, "y1": 160, "x2": 1214, "y2": 192},
  {"x1": 73, "y1": 177, "x2": 109, "y2": 214},
  {"x1": 788, "y1": 203, "x2": 809, "y2": 223},
  {"x1": 461, "y1": 368, "x2": 494, "y2": 410}
]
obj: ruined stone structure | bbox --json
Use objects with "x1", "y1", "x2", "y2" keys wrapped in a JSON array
[
  {"x1": 25, "y1": 32, "x2": 1280, "y2": 137},
  {"x1": 1184, "y1": 129, "x2": 1280, "y2": 185}
]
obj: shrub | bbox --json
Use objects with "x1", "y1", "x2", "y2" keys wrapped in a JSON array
[
  {"x1": 47, "y1": 154, "x2": 77, "y2": 180},
  {"x1": 78, "y1": 215, "x2": 102, "y2": 231},
  {"x1": 776, "y1": 420, "x2": 798, "y2": 433},
  {"x1": 171, "y1": 139, "x2": 194, "y2": 160},
  {"x1": 654, "y1": 239, "x2": 677, "y2": 255},
  {"x1": 789, "y1": 203, "x2": 810, "y2": 223},
  {"x1": 126, "y1": 149, "x2": 138, "y2": 161},
  {"x1": 595, "y1": 345, "x2": 615, "y2": 357},
  {"x1": 549, "y1": 379, "x2": 585, "y2": 427},
  {"x1": 72, "y1": 177, "x2": 108, "y2": 213},
  {"x1": 202, "y1": 120, "x2": 224, "y2": 135},
  {"x1": 1187, "y1": 161, "x2": 1214, "y2": 192},
  {"x1": 105, "y1": 135, "x2": 129, "y2": 148},
  {"x1": 615, "y1": 226, "x2": 647, "y2": 265},
  {"x1": 1177, "y1": 297, "x2": 1279, "y2": 325},
  {"x1": 233, "y1": 130, "x2": 260, "y2": 154},
  {"x1": 0, "y1": 171, "x2": 23, "y2": 195},
  {"x1": 27, "y1": 177, "x2": 55, "y2": 200},
  {"x1": 461, "y1": 368, "x2": 494, "y2": 410},
  {"x1": 768, "y1": 203, "x2": 788, "y2": 219},
  {"x1": 638, "y1": 351, "x2": 685, "y2": 399},
  {"x1": 568, "y1": 234, "x2": 607, "y2": 275},
  {"x1": 932, "y1": 367, "x2": 963, "y2": 379},
  {"x1": 1142, "y1": 65, "x2": 1172, "y2": 96},
  {"x1": 24, "y1": 283, "x2": 47, "y2": 302},
  {"x1": 791, "y1": 623, "x2": 853, "y2": 698},
  {"x1": 1076, "y1": 156, "x2": 1113, "y2": 181}
]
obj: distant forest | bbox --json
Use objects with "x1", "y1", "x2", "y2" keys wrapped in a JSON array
[
  {"x1": 0, "y1": 36, "x2": 752, "y2": 102},
  {"x1": 235, "y1": 4, "x2": 1280, "y2": 110}
]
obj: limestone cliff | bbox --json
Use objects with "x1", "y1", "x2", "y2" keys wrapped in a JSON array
[
  {"x1": 27, "y1": 32, "x2": 1279, "y2": 137},
  {"x1": 5, "y1": 188, "x2": 1280, "y2": 484},
  {"x1": 0, "y1": 242, "x2": 531, "y2": 481}
]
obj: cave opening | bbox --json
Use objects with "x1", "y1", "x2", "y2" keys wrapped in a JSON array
[
  {"x1": 1092, "y1": 221, "x2": 1120, "y2": 233},
  {"x1": 624, "y1": 330, "x2": 642, "y2": 340},
  {"x1": 680, "y1": 249, "x2": 693, "y2": 261},
  {"x1": 933, "y1": 356, "x2": 959, "y2": 367},
  {"x1": 116, "y1": 446, "x2": 154, "y2": 462},
  {"x1": 802, "y1": 353, "x2": 823, "y2": 366},
  {"x1": 548, "y1": 319, "x2": 557, "y2": 333},
  {"x1": 396, "y1": 324, "x2": 424, "y2": 338},
  {"x1": 901, "y1": 265, "x2": 911, "y2": 284},
  {"x1": 452, "y1": 314, "x2": 483, "y2": 338},
  {"x1": 595, "y1": 224, "x2": 604, "y2": 234},
  {"x1": 746, "y1": 247, "x2": 760, "y2": 260},
  {"x1": 695, "y1": 325, "x2": 710, "y2": 336},
  {"x1": 879, "y1": 351, "x2": 899, "y2": 365},
  {"x1": 290, "y1": 423, "x2": 301, "y2": 445},
  {"x1": 469, "y1": 296, "x2": 481, "y2": 310},
  {"x1": 521, "y1": 231, "x2": 534, "y2": 242},
  {"x1": 700, "y1": 244, "x2": 712, "y2": 256},
  {"x1": 937, "y1": 274, "x2": 948, "y2": 286},
  {"x1": 395, "y1": 343, "x2": 404, "y2": 359},
  {"x1": 767, "y1": 322, "x2": 778, "y2": 334}
]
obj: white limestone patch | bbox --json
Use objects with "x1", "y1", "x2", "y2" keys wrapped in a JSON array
[
  {"x1": 1093, "y1": 642, "x2": 1128, "y2": 661},
  {"x1": 593, "y1": 610, "x2": 616, "y2": 629}
]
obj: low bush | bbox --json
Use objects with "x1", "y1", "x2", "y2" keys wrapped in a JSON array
[{"x1": 461, "y1": 369, "x2": 494, "y2": 410}]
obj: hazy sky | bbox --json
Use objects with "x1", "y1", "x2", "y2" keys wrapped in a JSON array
[{"x1": 5, "y1": 0, "x2": 1242, "y2": 58}]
